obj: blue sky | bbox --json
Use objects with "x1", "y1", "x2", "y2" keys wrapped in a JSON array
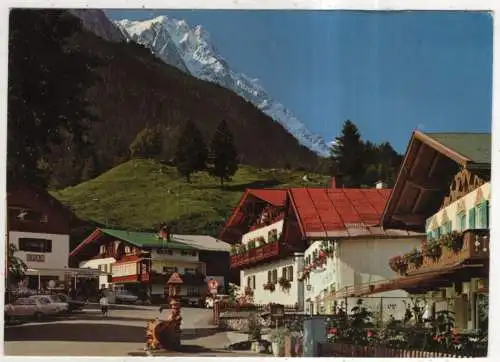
[{"x1": 106, "y1": 10, "x2": 493, "y2": 153}]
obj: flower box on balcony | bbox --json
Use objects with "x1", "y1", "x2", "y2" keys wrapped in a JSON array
[
  {"x1": 230, "y1": 241, "x2": 281, "y2": 269},
  {"x1": 402, "y1": 229, "x2": 489, "y2": 274}
]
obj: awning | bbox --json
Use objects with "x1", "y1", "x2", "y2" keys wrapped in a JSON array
[{"x1": 359, "y1": 263, "x2": 485, "y2": 296}]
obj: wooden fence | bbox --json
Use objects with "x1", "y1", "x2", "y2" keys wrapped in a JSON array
[
  {"x1": 318, "y1": 342, "x2": 487, "y2": 358},
  {"x1": 212, "y1": 301, "x2": 299, "y2": 326}
]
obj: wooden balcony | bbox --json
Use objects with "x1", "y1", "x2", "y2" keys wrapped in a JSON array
[
  {"x1": 230, "y1": 241, "x2": 281, "y2": 269},
  {"x1": 407, "y1": 229, "x2": 489, "y2": 274}
]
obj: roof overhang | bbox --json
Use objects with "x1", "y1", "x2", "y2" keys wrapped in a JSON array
[
  {"x1": 26, "y1": 267, "x2": 110, "y2": 276},
  {"x1": 305, "y1": 228, "x2": 424, "y2": 239},
  {"x1": 381, "y1": 131, "x2": 476, "y2": 230},
  {"x1": 69, "y1": 228, "x2": 104, "y2": 258}
]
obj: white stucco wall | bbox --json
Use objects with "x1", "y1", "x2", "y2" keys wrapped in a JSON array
[
  {"x1": 79, "y1": 257, "x2": 116, "y2": 288},
  {"x1": 303, "y1": 240, "x2": 337, "y2": 304},
  {"x1": 9, "y1": 231, "x2": 70, "y2": 278},
  {"x1": 241, "y1": 220, "x2": 284, "y2": 246},
  {"x1": 426, "y1": 182, "x2": 491, "y2": 232},
  {"x1": 240, "y1": 256, "x2": 299, "y2": 306},
  {"x1": 336, "y1": 236, "x2": 422, "y2": 294}
]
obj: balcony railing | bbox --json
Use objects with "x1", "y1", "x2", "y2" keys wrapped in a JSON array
[
  {"x1": 230, "y1": 241, "x2": 281, "y2": 269},
  {"x1": 394, "y1": 229, "x2": 489, "y2": 275}
]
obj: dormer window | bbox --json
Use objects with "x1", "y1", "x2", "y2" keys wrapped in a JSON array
[
  {"x1": 100, "y1": 245, "x2": 106, "y2": 255},
  {"x1": 125, "y1": 246, "x2": 131, "y2": 254}
]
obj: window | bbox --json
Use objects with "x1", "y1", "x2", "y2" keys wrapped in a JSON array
[
  {"x1": 187, "y1": 287, "x2": 199, "y2": 296},
  {"x1": 456, "y1": 212, "x2": 467, "y2": 232},
  {"x1": 124, "y1": 246, "x2": 131, "y2": 254},
  {"x1": 247, "y1": 276, "x2": 252, "y2": 289},
  {"x1": 468, "y1": 208, "x2": 476, "y2": 229},
  {"x1": 252, "y1": 276, "x2": 256, "y2": 289},
  {"x1": 163, "y1": 267, "x2": 178, "y2": 273},
  {"x1": 476, "y1": 201, "x2": 490, "y2": 229},
  {"x1": 158, "y1": 249, "x2": 173, "y2": 255},
  {"x1": 287, "y1": 266, "x2": 294, "y2": 282},
  {"x1": 267, "y1": 270, "x2": 272, "y2": 283},
  {"x1": 18, "y1": 238, "x2": 52, "y2": 253},
  {"x1": 185, "y1": 268, "x2": 196, "y2": 274},
  {"x1": 440, "y1": 221, "x2": 451, "y2": 235},
  {"x1": 100, "y1": 245, "x2": 106, "y2": 254},
  {"x1": 190, "y1": 251, "x2": 197, "y2": 257},
  {"x1": 272, "y1": 269, "x2": 278, "y2": 284},
  {"x1": 282, "y1": 267, "x2": 287, "y2": 279}
]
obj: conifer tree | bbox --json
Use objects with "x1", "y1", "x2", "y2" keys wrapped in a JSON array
[
  {"x1": 208, "y1": 120, "x2": 238, "y2": 188},
  {"x1": 175, "y1": 121, "x2": 207, "y2": 182}
]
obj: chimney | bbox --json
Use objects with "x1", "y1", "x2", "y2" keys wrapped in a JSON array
[
  {"x1": 375, "y1": 180, "x2": 387, "y2": 189},
  {"x1": 330, "y1": 175, "x2": 344, "y2": 189}
]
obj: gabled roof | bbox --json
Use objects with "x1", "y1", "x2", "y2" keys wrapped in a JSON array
[
  {"x1": 417, "y1": 132, "x2": 491, "y2": 167},
  {"x1": 289, "y1": 187, "x2": 390, "y2": 233},
  {"x1": 219, "y1": 185, "x2": 422, "y2": 242},
  {"x1": 381, "y1": 131, "x2": 491, "y2": 230},
  {"x1": 219, "y1": 188, "x2": 287, "y2": 241},
  {"x1": 70, "y1": 227, "x2": 198, "y2": 258}
]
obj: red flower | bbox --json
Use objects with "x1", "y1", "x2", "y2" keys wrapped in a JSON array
[
  {"x1": 367, "y1": 330, "x2": 374, "y2": 337},
  {"x1": 328, "y1": 328, "x2": 337, "y2": 335}
]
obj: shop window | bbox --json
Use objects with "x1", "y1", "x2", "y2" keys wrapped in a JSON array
[{"x1": 18, "y1": 238, "x2": 52, "y2": 253}]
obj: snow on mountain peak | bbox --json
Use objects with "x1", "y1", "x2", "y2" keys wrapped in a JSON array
[{"x1": 115, "y1": 16, "x2": 331, "y2": 156}]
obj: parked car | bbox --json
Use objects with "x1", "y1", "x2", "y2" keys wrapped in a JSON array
[
  {"x1": 5, "y1": 297, "x2": 56, "y2": 321},
  {"x1": 56, "y1": 294, "x2": 86, "y2": 312},
  {"x1": 32, "y1": 295, "x2": 68, "y2": 313},
  {"x1": 115, "y1": 290, "x2": 139, "y2": 304}
]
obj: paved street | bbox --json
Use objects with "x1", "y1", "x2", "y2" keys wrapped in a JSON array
[{"x1": 4, "y1": 305, "x2": 250, "y2": 356}]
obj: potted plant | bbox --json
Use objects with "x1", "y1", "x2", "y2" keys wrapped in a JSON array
[
  {"x1": 268, "y1": 327, "x2": 290, "y2": 357},
  {"x1": 257, "y1": 236, "x2": 266, "y2": 245},
  {"x1": 278, "y1": 277, "x2": 291, "y2": 291},
  {"x1": 441, "y1": 231, "x2": 464, "y2": 253},
  {"x1": 247, "y1": 239, "x2": 256, "y2": 249},
  {"x1": 406, "y1": 248, "x2": 423, "y2": 268},
  {"x1": 388, "y1": 255, "x2": 408, "y2": 275},
  {"x1": 244, "y1": 286, "x2": 254, "y2": 297},
  {"x1": 248, "y1": 315, "x2": 263, "y2": 352},
  {"x1": 422, "y1": 239, "x2": 442, "y2": 260}
]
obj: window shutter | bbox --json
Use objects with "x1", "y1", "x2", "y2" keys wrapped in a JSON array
[
  {"x1": 288, "y1": 266, "x2": 294, "y2": 281},
  {"x1": 267, "y1": 271, "x2": 272, "y2": 283},
  {"x1": 282, "y1": 267, "x2": 287, "y2": 279},
  {"x1": 468, "y1": 208, "x2": 476, "y2": 229},
  {"x1": 427, "y1": 232, "x2": 433, "y2": 240},
  {"x1": 252, "y1": 276, "x2": 256, "y2": 289},
  {"x1": 485, "y1": 200, "x2": 490, "y2": 228}
]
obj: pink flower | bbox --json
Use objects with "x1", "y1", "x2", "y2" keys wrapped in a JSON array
[
  {"x1": 367, "y1": 330, "x2": 374, "y2": 337},
  {"x1": 329, "y1": 328, "x2": 337, "y2": 335}
]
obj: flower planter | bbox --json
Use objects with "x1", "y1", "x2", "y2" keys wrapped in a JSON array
[{"x1": 272, "y1": 342, "x2": 284, "y2": 357}]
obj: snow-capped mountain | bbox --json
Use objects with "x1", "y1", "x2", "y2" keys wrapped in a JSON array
[{"x1": 115, "y1": 16, "x2": 331, "y2": 156}]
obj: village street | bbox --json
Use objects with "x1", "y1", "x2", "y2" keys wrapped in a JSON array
[{"x1": 4, "y1": 305, "x2": 250, "y2": 357}]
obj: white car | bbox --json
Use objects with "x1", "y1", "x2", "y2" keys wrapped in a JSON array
[
  {"x1": 32, "y1": 295, "x2": 68, "y2": 313},
  {"x1": 5, "y1": 297, "x2": 55, "y2": 321},
  {"x1": 115, "y1": 291, "x2": 139, "y2": 304}
]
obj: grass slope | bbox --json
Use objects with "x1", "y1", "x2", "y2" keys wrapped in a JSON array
[{"x1": 52, "y1": 159, "x2": 331, "y2": 236}]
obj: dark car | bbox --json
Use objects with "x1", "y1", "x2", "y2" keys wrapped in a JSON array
[{"x1": 57, "y1": 294, "x2": 87, "y2": 312}]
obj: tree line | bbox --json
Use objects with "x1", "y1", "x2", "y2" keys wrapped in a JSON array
[
  {"x1": 328, "y1": 120, "x2": 403, "y2": 188},
  {"x1": 129, "y1": 119, "x2": 238, "y2": 188}
]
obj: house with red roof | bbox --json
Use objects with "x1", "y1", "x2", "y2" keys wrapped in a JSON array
[{"x1": 219, "y1": 180, "x2": 424, "y2": 309}]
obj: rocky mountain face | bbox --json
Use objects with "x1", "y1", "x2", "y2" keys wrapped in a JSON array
[{"x1": 115, "y1": 16, "x2": 331, "y2": 157}]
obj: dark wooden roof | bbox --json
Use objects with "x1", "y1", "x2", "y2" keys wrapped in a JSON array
[{"x1": 381, "y1": 131, "x2": 491, "y2": 231}]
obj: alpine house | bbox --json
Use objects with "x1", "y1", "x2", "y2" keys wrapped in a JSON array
[{"x1": 219, "y1": 182, "x2": 423, "y2": 311}]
